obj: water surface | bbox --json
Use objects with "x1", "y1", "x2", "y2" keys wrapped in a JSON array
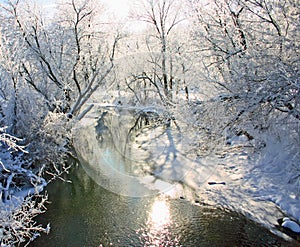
[
  {"x1": 32, "y1": 164, "x2": 294, "y2": 246},
  {"x1": 32, "y1": 108, "x2": 299, "y2": 246}
]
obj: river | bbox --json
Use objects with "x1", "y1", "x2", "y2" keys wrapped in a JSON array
[{"x1": 32, "y1": 107, "x2": 297, "y2": 246}]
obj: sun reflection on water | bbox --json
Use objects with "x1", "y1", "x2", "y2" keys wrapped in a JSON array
[
  {"x1": 138, "y1": 198, "x2": 180, "y2": 246},
  {"x1": 149, "y1": 199, "x2": 171, "y2": 228}
]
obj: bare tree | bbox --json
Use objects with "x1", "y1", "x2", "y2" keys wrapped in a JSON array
[
  {"x1": 189, "y1": 0, "x2": 299, "y2": 134},
  {"x1": 0, "y1": 1, "x2": 121, "y2": 245},
  {"x1": 131, "y1": 0, "x2": 184, "y2": 102},
  {"x1": 1, "y1": 0, "x2": 120, "y2": 122}
]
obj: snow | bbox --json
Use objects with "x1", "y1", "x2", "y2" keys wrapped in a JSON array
[
  {"x1": 191, "y1": 132, "x2": 299, "y2": 239},
  {"x1": 281, "y1": 218, "x2": 300, "y2": 233},
  {"x1": 0, "y1": 142, "x2": 48, "y2": 212},
  {"x1": 179, "y1": 131, "x2": 300, "y2": 239},
  {"x1": 74, "y1": 105, "x2": 300, "y2": 241}
]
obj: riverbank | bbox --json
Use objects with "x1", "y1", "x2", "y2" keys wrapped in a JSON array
[{"x1": 73, "y1": 105, "x2": 300, "y2": 242}]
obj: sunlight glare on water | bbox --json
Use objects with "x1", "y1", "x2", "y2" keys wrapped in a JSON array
[
  {"x1": 139, "y1": 198, "x2": 181, "y2": 246},
  {"x1": 149, "y1": 199, "x2": 171, "y2": 228}
]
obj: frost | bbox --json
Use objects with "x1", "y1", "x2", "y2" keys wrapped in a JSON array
[{"x1": 0, "y1": 127, "x2": 49, "y2": 246}]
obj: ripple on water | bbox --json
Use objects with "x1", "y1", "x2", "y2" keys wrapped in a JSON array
[{"x1": 31, "y1": 159, "x2": 299, "y2": 246}]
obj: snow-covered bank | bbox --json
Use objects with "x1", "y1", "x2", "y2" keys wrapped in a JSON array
[
  {"x1": 155, "y1": 136, "x2": 299, "y2": 238},
  {"x1": 248, "y1": 134, "x2": 300, "y2": 223},
  {"x1": 177, "y1": 130, "x2": 300, "y2": 240},
  {"x1": 74, "y1": 104, "x2": 300, "y2": 241}
]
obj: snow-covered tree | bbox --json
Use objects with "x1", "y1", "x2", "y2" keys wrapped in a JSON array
[
  {"x1": 0, "y1": 0, "x2": 122, "y2": 181},
  {"x1": 125, "y1": 0, "x2": 189, "y2": 104},
  {"x1": 188, "y1": 0, "x2": 299, "y2": 138},
  {"x1": 0, "y1": 0, "x2": 121, "y2": 245},
  {"x1": 0, "y1": 0, "x2": 120, "y2": 128}
]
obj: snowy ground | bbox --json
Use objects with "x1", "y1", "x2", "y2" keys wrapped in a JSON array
[
  {"x1": 137, "y1": 125, "x2": 300, "y2": 240},
  {"x1": 193, "y1": 135, "x2": 300, "y2": 239},
  {"x1": 75, "y1": 92, "x2": 300, "y2": 241}
]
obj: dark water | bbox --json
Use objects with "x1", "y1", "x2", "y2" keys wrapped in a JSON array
[
  {"x1": 31, "y1": 108, "x2": 299, "y2": 246},
  {"x1": 31, "y1": 164, "x2": 295, "y2": 247}
]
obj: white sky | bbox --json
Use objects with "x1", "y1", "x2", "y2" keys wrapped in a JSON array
[
  {"x1": 0, "y1": 0, "x2": 130, "y2": 18},
  {"x1": 101, "y1": 0, "x2": 131, "y2": 18},
  {"x1": 0, "y1": 0, "x2": 147, "y2": 31},
  {"x1": 34, "y1": 0, "x2": 132, "y2": 19}
]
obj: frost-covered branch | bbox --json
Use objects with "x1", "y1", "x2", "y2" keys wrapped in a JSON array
[
  {"x1": 0, "y1": 127, "x2": 27, "y2": 153},
  {"x1": 0, "y1": 194, "x2": 50, "y2": 246},
  {"x1": 0, "y1": 126, "x2": 50, "y2": 246}
]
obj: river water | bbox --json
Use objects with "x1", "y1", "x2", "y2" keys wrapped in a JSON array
[
  {"x1": 32, "y1": 164, "x2": 293, "y2": 247},
  {"x1": 32, "y1": 107, "x2": 297, "y2": 246}
]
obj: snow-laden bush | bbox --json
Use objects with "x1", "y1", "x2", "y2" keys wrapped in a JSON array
[
  {"x1": 24, "y1": 112, "x2": 73, "y2": 181},
  {"x1": 0, "y1": 194, "x2": 49, "y2": 246},
  {"x1": 37, "y1": 112, "x2": 73, "y2": 182},
  {"x1": 0, "y1": 107, "x2": 74, "y2": 246},
  {"x1": 0, "y1": 127, "x2": 50, "y2": 246}
]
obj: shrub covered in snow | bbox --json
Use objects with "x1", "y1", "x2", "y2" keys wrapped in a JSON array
[
  {"x1": 0, "y1": 112, "x2": 73, "y2": 245},
  {"x1": 0, "y1": 127, "x2": 49, "y2": 246}
]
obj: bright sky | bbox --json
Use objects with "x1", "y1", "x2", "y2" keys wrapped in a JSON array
[
  {"x1": 34, "y1": 0, "x2": 131, "y2": 19},
  {"x1": 102, "y1": 0, "x2": 131, "y2": 18},
  {"x1": 35, "y1": 0, "x2": 133, "y2": 28},
  {"x1": 0, "y1": 0, "x2": 145, "y2": 31}
]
